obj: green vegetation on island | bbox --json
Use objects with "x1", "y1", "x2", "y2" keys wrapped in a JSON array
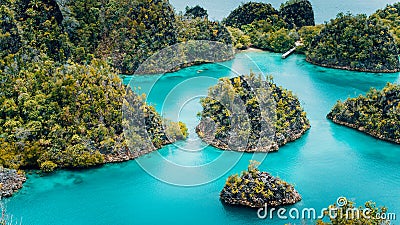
[
  {"x1": 327, "y1": 83, "x2": 400, "y2": 144},
  {"x1": 0, "y1": 0, "x2": 189, "y2": 175},
  {"x1": 316, "y1": 198, "x2": 391, "y2": 225},
  {"x1": 176, "y1": 8, "x2": 232, "y2": 44},
  {"x1": 184, "y1": 5, "x2": 208, "y2": 19},
  {"x1": 196, "y1": 73, "x2": 310, "y2": 152},
  {"x1": 372, "y1": 3, "x2": 400, "y2": 49},
  {"x1": 296, "y1": 24, "x2": 324, "y2": 53},
  {"x1": 223, "y1": 0, "x2": 315, "y2": 52},
  {"x1": 220, "y1": 161, "x2": 301, "y2": 208},
  {"x1": 223, "y1": 2, "x2": 279, "y2": 29},
  {"x1": 0, "y1": 54, "x2": 187, "y2": 172},
  {"x1": 306, "y1": 13, "x2": 400, "y2": 72},
  {"x1": 2, "y1": 0, "x2": 232, "y2": 75},
  {"x1": 280, "y1": 0, "x2": 315, "y2": 29}
]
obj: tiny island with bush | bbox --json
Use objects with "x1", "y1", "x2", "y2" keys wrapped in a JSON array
[{"x1": 220, "y1": 161, "x2": 301, "y2": 208}]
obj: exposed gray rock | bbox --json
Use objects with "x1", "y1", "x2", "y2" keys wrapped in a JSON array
[
  {"x1": 220, "y1": 164, "x2": 301, "y2": 208},
  {"x1": 0, "y1": 168, "x2": 26, "y2": 198}
]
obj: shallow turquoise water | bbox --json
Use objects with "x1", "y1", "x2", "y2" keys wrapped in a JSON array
[
  {"x1": 5, "y1": 52, "x2": 400, "y2": 225},
  {"x1": 170, "y1": 0, "x2": 400, "y2": 23}
]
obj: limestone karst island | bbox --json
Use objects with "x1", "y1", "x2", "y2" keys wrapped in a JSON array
[{"x1": 0, "y1": 0, "x2": 399, "y2": 224}]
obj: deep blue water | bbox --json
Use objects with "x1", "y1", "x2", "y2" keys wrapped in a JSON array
[
  {"x1": 170, "y1": 0, "x2": 399, "y2": 23},
  {"x1": 4, "y1": 51, "x2": 400, "y2": 225}
]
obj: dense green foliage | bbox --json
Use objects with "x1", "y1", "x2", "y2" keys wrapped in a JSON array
[
  {"x1": 64, "y1": 0, "x2": 232, "y2": 74},
  {"x1": 11, "y1": 0, "x2": 71, "y2": 61},
  {"x1": 0, "y1": 53, "x2": 187, "y2": 171},
  {"x1": 223, "y1": 2, "x2": 279, "y2": 29},
  {"x1": 223, "y1": 0, "x2": 316, "y2": 52},
  {"x1": 296, "y1": 25, "x2": 324, "y2": 53},
  {"x1": 241, "y1": 16, "x2": 293, "y2": 52},
  {"x1": 280, "y1": 0, "x2": 315, "y2": 29},
  {"x1": 196, "y1": 73, "x2": 310, "y2": 152},
  {"x1": 327, "y1": 83, "x2": 400, "y2": 144},
  {"x1": 307, "y1": 13, "x2": 400, "y2": 72},
  {"x1": 0, "y1": 0, "x2": 190, "y2": 172},
  {"x1": 3, "y1": 0, "x2": 232, "y2": 75},
  {"x1": 227, "y1": 27, "x2": 251, "y2": 50},
  {"x1": 96, "y1": 0, "x2": 178, "y2": 74},
  {"x1": 243, "y1": 19, "x2": 297, "y2": 52},
  {"x1": 184, "y1": 5, "x2": 208, "y2": 19},
  {"x1": 371, "y1": 3, "x2": 400, "y2": 49},
  {"x1": 176, "y1": 16, "x2": 232, "y2": 44},
  {"x1": 316, "y1": 198, "x2": 390, "y2": 225},
  {"x1": 220, "y1": 161, "x2": 301, "y2": 208},
  {"x1": 0, "y1": 1, "x2": 21, "y2": 57}
]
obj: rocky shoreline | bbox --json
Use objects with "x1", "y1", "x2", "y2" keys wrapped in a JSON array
[
  {"x1": 1, "y1": 145, "x2": 168, "y2": 198},
  {"x1": 306, "y1": 57, "x2": 400, "y2": 73},
  {"x1": 327, "y1": 83, "x2": 400, "y2": 144},
  {"x1": 220, "y1": 162, "x2": 301, "y2": 208},
  {"x1": 0, "y1": 168, "x2": 26, "y2": 198},
  {"x1": 196, "y1": 121, "x2": 310, "y2": 152},
  {"x1": 327, "y1": 116, "x2": 400, "y2": 144}
]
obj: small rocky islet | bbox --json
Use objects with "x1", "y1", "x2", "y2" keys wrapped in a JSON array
[
  {"x1": 196, "y1": 73, "x2": 310, "y2": 152},
  {"x1": 328, "y1": 83, "x2": 400, "y2": 144},
  {"x1": 220, "y1": 161, "x2": 301, "y2": 208}
]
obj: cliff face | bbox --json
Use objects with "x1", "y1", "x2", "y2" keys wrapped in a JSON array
[
  {"x1": 220, "y1": 162, "x2": 301, "y2": 208},
  {"x1": 328, "y1": 83, "x2": 400, "y2": 144},
  {"x1": 196, "y1": 74, "x2": 310, "y2": 152}
]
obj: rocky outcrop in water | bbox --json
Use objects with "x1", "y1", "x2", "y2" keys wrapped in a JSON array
[
  {"x1": 327, "y1": 83, "x2": 400, "y2": 144},
  {"x1": 0, "y1": 168, "x2": 26, "y2": 197},
  {"x1": 196, "y1": 74, "x2": 310, "y2": 152},
  {"x1": 220, "y1": 162, "x2": 301, "y2": 208}
]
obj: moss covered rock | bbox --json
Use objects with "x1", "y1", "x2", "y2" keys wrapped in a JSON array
[
  {"x1": 196, "y1": 73, "x2": 310, "y2": 152},
  {"x1": 220, "y1": 161, "x2": 301, "y2": 208}
]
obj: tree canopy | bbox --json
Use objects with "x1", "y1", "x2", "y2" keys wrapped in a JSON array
[
  {"x1": 196, "y1": 73, "x2": 310, "y2": 152},
  {"x1": 307, "y1": 13, "x2": 400, "y2": 72},
  {"x1": 184, "y1": 5, "x2": 208, "y2": 19},
  {"x1": 280, "y1": 0, "x2": 315, "y2": 29},
  {"x1": 223, "y1": 2, "x2": 279, "y2": 29},
  {"x1": 0, "y1": 53, "x2": 187, "y2": 172},
  {"x1": 0, "y1": 0, "x2": 190, "y2": 172},
  {"x1": 223, "y1": 0, "x2": 316, "y2": 52},
  {"x1": 328, "y1": 83, "x2": 400, "y2": 144},
  {"x1": 371, "y1": 3, "x2": 400, "y2": 49}
]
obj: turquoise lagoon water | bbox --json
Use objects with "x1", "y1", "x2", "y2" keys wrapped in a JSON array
[
  {"x1": 170, "y1": 0, "x2": 400, "y2": 23},
  {"x1": 5, "y1": 52, "x2": 400, "y2": 225}
]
